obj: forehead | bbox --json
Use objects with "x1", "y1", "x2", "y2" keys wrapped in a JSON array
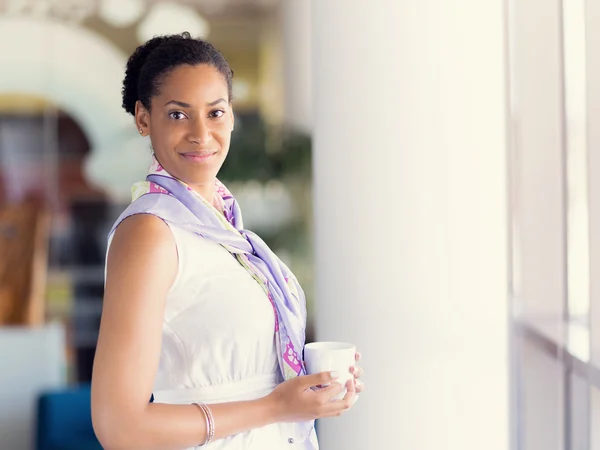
[{"x1": 156, "y1": 64, "x2": 228, "y2": 101}]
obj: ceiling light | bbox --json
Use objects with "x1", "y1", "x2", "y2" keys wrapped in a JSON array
[
  {"x1": 99, "y1": 0, "x2": 145, "y2": 28},
  {"x1": 136, "y1": 2, "x2": 209, "y2": 43}
]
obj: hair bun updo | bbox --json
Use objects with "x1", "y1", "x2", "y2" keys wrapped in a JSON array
[{"x1": 121, "y1": 35, "x2": 169, "y2": 116}]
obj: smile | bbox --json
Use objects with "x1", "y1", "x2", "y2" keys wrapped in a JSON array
[{"x1": 179, "y1": 151, "x2": 218, "y2": 163}]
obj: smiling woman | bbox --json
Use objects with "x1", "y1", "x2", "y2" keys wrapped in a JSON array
[{"x1": 90, "y1": 32, "x2": 363, "y2": 450}]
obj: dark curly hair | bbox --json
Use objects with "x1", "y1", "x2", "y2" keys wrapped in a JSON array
[{"x1": 121, "y1": 32, "x2": 234, "y2": 116}]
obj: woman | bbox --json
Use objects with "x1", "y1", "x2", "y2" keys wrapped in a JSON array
[{"x1": 91, "y1": 32, "x2": 363, "y2": 450}]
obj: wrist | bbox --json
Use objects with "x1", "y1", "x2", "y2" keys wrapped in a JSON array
[{"x1": 260, "y1": 392, "x2": 282, "y2": 425}]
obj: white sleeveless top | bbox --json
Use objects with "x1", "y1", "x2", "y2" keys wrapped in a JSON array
[{"x1": 108, "y1": 220, "x2": 317, "y2": 449}]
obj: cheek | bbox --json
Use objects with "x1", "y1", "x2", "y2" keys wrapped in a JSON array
[
  {"x1": 219, "y1": 135, "x2": 232, "y2": 152},
  {"x1": 153, "y1": 124, "x2": 183, "y2": 147},
  {"x1": 149, "y1": 134, "x2": 178, "y2": 159},
  {"x1": 215, "y1": 126, "x2": 232, "y2": 147}
]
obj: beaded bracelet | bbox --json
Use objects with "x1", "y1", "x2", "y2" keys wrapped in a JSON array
[{"x1": 192, "y1": 402, "x2": 215, "y2": 446}]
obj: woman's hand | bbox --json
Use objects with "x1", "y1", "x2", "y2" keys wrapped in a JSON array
[
  {"x1": 350, "y1": 351, "x2": 364, "y2": 393},
  {"x1": 266, "y1": 371, "x2": 357, "y2": 423}
]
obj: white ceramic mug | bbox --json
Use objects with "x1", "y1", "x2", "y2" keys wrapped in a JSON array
[{"x1": 304, "y1": 341, "x2": 355, "y2": 400}]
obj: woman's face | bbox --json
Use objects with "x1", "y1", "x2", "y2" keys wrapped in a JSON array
[{"x1": 136, "y1": 63, "x2": 234, "y2": 188}]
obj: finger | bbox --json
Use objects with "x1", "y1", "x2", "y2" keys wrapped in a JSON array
[
  {"x1": 322, "y1": 379, "x2": 357, "y2": 416},
  {"x1": 350, "y1": 365, "x2": 364, "y2": 379},
  {"x1": 354, "y1": 379, "x2": 364, "y2": 393},
  {"x1": 355, "y1": 352, "x2": 361, "y2": 362},
  {"x1": 299, "y1": 371, "x2": 340, "y2": 389},
  {"x1": 343, "y1": 379, "x2": 357, "y2": 409},
  {"x1": 343, "y1": 379, "x2": 357, "y2": 407},
  {"x1": 345, "y1": 378, "x2": 356, "y2": 397}
]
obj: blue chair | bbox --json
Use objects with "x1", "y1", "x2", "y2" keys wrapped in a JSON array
[{"x1": 36, "y1": 384, "x2": 102, "y2": 450}]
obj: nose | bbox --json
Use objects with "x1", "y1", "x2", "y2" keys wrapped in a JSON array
[{"x1": 187, "y1": 116, "x2": 212, "y2": 145}]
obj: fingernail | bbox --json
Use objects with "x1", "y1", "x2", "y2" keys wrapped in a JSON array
[
  {"x1": 349, "y1": 366, "x2": 354, "y2": 373},
  {"x1": 330, "y1": 371, "x2": 339, "y2": 379}
]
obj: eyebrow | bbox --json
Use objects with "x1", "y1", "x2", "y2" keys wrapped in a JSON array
[
  {"x1": 164, "y1": 98, "x2": 227, "y2": 108},
  {"x1": 164, "y1": 100, "x2": 191, "y2": 108},
  {"x1": 208, "y1": 98, "x2": 227, "y2": 106}
]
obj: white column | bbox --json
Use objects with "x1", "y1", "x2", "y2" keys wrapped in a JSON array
[
  {"x1": 281, "y1": 0, "x2": 312, "y2": 133},
  {"x1": 311, "y1": 2, "x2": 509, "y2": 450}
]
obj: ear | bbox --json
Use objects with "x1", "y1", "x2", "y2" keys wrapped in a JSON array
[{"x1": 135, "y1": 100, "x2": 150, "y2": 136}]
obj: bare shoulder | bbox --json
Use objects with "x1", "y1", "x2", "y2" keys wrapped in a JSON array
[
  {"x1": 106, "y1": 213, "x2": 177, "y2": 286},
  {"x1": 111, "y1": 213, "x2": 173, "y2": 248}
]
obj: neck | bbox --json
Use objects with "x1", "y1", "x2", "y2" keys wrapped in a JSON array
[{"x1": 189, "y1": 181, "x2": 217, "y2": 206}]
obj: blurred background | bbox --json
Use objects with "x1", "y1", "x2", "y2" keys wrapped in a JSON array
[
  {"x1": 1, "y1": 0, "x2": 599, "y2": 450},
  {"x1": 0, "y1": 1, "x2": 314, "y2": 448}
]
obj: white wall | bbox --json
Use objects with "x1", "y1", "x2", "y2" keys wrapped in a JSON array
[{"x1": 311, "y1": 1, "x2": 509, "y2": 449}]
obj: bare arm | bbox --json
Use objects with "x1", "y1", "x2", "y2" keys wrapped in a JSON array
[{"x1": 91, "y1": 214, "x2": 354, "y2": 450}]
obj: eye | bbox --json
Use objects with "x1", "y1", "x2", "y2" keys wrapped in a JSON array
[
  {"x1": 209, "y1": 109, "x2": 225, "y2": 119},
  {"x1": 168, "y1": 111, "x2": 187, "y2": 120}
]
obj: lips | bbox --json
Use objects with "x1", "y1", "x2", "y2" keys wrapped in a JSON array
[{"x1": 179, "y1": 150, "x2": 217, "y2": 163}]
